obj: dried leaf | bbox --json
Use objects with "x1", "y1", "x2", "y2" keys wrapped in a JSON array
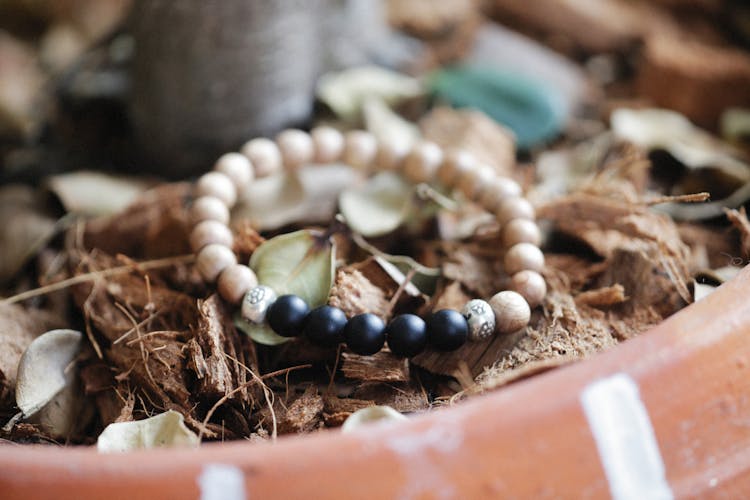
[
  {"x1": 15, "y1": 329, "x2": 82, "y2": 418},
  {"x1": 316, "y1": 65, "x2": 423, "y2": 122},
  {"x1": 612, "y1": 108, "x2": 750, "y2": 220},
  {"x1": 47, "y1": 171, "x2": 154, "y2": 216},
  {"x1": 0, "y1": 33, "x2": 43, "y2": 138},
  {"x1": 0, "y1": 303, "x2": 65, "y2": 408},
  {"x1": 341, "y1": 405, "x2": 407, "y2": 433},
  {"x1": 0, "y1": 185, "x2": 57, "y2": 285},
  {"x1": 721, "y1": 108, "x2": 750, "y2": 144},
  {"x1": 693, "y1": 282, "x2": 717, "y2": 302},
  {"x1": 234, "y1": 167, "x2": 355, "y2": 231},
  {"x1": 612, "y1": 108, "x2": 749, "y2": 178},
  {"x1": 339, "y1": 172, "x2": 414, "y2": 237},
  {"x1": 363, "y1": 96, "x2": 420, "y2": 147},
  {"x1": 15, "y1": 329, "x2": 85, "y2": 437},
  {"x1": 420, "y1": 107, "x2": 516, "y2": 174},
  {"x1": 237, "y1": 230, "x2": 335, "y2": 345},
  {"x1": 97, "y1": 410, "x2": 199, "y2": 452}
]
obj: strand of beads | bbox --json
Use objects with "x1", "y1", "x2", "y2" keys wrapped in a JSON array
[{"x1": 189, "y1": 128, "x2": 547, "y2": 357}]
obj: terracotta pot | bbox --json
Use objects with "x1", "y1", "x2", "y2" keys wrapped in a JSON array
[{"x1": 1, "y1": 266, "x2": 749, "y2": 499}]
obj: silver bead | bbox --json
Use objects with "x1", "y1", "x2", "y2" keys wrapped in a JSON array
[
  {"x1": 462, "y1": 299, "x2": 495, "y2": 342},
  {"x1": 241, "y1": 285, "x2": 277, "y2": 324}
]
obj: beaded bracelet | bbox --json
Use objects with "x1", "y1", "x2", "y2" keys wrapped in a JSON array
[{"x1": 189, "y1": 128, "x2": 546, "y2": 358}]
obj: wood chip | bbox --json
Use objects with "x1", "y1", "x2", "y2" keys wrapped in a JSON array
[
  {"x1": 277, "y1": 386, "x2": 324, "y2": 434},
  {"x1": 725, "y1": 207, "x2": 750, "y2": 259},
  {"x1": 192, "y1": 295, "x2": 238, "y2": 401},
  {"x1": 420, "y1": 107, "x2": 516, "y2": 175},
  {"x1": 70, "y1": 251, "x2": 256, "y2": 439},
  {"x1": 329, "y1": 266, "x2": 391, "y2": 320},
  {"x1": 387, "y1": 0, "x2": 480, "y2": 63},
  {"x1": 638, "y1": 36, "x2": 750, "y2": 128},
  {"x1": 351, "y1": 382, "x2": 429, "y2": 414},
  {"x1": 575, "y1": 284, "x2": 627, "y2": 307},
  {"x1": 486, "y1": 0, "x2": 667, "y2": 54},
  {"x1": 322, "y1": 396, "x2": 375, "y2": 427},
  {"x1": 84, "y1": 183, "x2": 192, "y2": 259},
  {"x1": 441, "y1": 243, "x2": 508, "y2": 298},
  {"x1": 341, "y1": 351, "x2": 410, "y2": 382},
  {"x1": 411, "y1": 322, "x2": 528, "y2": 378}
]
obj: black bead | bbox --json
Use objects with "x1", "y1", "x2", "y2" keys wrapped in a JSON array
[
  {"x1": 303, "y1": 305, "x2": 347, "y2": 347},
  {"x1": 343, "y1": 313, "x2": 385, "y2": 355},
  {"x1": 386, "y1": 314, "x2": 427, "y2": 358},
  {"x1": 267, "y1": 294, "x2": 310, "y2": 337},
  {"x1": 426, "y1": 309, "x2": 468, "y2": 351}
]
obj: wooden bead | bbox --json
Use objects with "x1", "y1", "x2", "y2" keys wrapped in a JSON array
[
  {"x1": 458, "y1": 164, "x2": 495, "y2": 200},
  {"x1": 276, "y1": 129, "x2": 314, "y2": 170},
  {"x1": 196, "y1": 243, "x2": 237, "y2": 283},
  {"x1": 343, "y1": 130, "x2": 378, "y2": 169},
  {"x1": 496, "y1": 197, "x2": 535, "y2": 226},
  {"x1": 502, "y1": 219, "x2": 542, "y2": 247},
  {"x1": 311, "y1": 126, "x2": 344, "y2": 163},
  {"x1": 504, "y1": 242, "x2": 545, "y2": 274},
  {"x1": 190, "y1": 196, "x2": 230, "y2": 225},
  {"x1": 375, "y1": 138, "x2": 409, "y2": 171},
  {"x1": 403, "y1": 141, "x2": 443, "y2": 183},
  {"x1": 478, "y1": 177, "x2": 523, "y2": 212},
  {"x1": 214, "y1": 153, "x2": 254, "y2": 190},
  {"x1": 190, "y1": 220, "x2": 234, "y2": 253},
  {"x1": 489, "y1": 290, "x2": 531, "y2": 334},
  {"x1": 195, "y1": 172, "x2": 237, "y2": 208},
  {"x1": 510, "y1": 270, "x2": 546, "y2": 308},
  {"x1": 241, "y1": 137, "x2": 282, "y2": 177},
  {"x1": 437, "y1": 150, "x2": 475, "y2": 187},
  {"x1": 217, "y1": 264, "x2": 258, "y2": 304}
]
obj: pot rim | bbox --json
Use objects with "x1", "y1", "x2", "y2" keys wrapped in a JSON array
[{"x1": 1, "y1": 266, "x2": 749, "y2": 499}]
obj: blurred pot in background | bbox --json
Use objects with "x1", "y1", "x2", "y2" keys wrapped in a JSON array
[{"x1": 130, "y1": 0, "x2": 326, "y2": 178}]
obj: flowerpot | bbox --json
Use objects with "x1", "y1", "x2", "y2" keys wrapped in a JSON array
[{"x1": 1, "y1": 265, "x2": 749, "y2": 499}]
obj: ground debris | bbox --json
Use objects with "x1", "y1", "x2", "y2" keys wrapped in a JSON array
[
  {"x1": 277, "y1": 386, "x2": 324, "y2": 434},
  {"x1": 351, "y1": 382, "x2": 429, "y2": 414},
  {"x1": 725, "y1": 207, "x2": 750, "y2": 259},
  {"x1": 387, "y1": 0, "x2": 480, "y2": 64},
  {"x1": 575, "y1": 284, "x2": 627, "y2": 307},
  {"x1": 329, "y1": 266, "x2": 391, "y2": 320},
  {"x1": 420, "y1": 107, "x2": 516, "y2": 176},
  {"x1": 0, "y1": 303, "x2": 66, "y2": 418},
  {"x1": 68, "y1": 250, "x2": 257, "y2": 439},
  {"x1": 322, "y1": 396, "x2": 376, "y2": 427},
  {"x1": 83, "y1": 183, "x2": 192, "y2": 260},
  {"x1": 341, "y1": 351, "x2": 410, "y2": 382}
]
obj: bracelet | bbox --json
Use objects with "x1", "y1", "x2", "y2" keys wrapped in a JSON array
[{"x1": 189, "y1": 128, "x2": 546, "y2": 358}]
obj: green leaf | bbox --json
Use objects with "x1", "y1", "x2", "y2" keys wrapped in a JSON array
[
  {"x1": 339, "y1": 172, "x2": 414, "y2": 237},
  {"x1": 429, "y1": 65, "x2": 565, "y2": 149},
  {"x1": 235, "y1": 230, "x2": 336, "y2": 345}
]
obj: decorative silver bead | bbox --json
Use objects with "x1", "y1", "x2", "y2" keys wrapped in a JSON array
[
  {"x1": 241, "y1": 285, "x2": 277, "y2": 324},
  {"x1": 462, "y1": 299, "x2": 496, "y2": 342}
]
